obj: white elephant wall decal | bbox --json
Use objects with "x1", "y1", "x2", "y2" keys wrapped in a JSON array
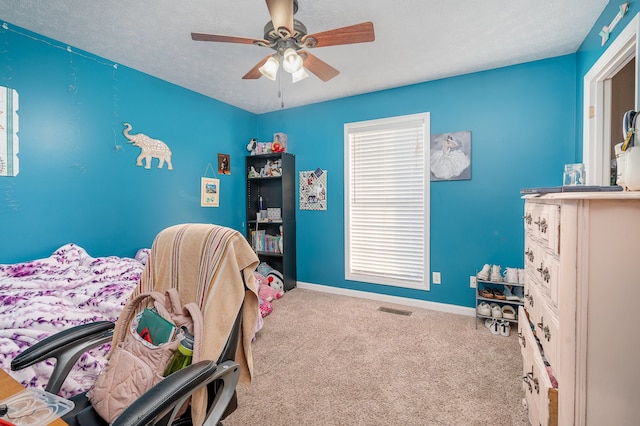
[{"x1": 122, "y1": 123, "x2": 173, "y2": 170}]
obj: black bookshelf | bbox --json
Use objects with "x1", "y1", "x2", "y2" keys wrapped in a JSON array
[{"x1": 245, "y1": 153, "x2": 296, "y2": 291}]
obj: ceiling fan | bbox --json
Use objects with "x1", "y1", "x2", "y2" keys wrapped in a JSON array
[{"x1": 191, "y1": 0, "x2": 375, "y2": 83}]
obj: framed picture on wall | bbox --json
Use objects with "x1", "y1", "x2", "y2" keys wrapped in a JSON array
[
  {"x1": 430, "y1": 130, "x2": 471, "y2": 181},
  {"x1": 217, "y1": 153, "x2": 230, "y2": 175},
  {"x1": 201, "y1": 177, "x2": 219, "y2": 207}
]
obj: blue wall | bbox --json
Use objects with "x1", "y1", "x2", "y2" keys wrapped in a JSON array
[
  {"x1": 0, "y1": 23, "x2": 256, "y2": 263},
  {"x1": 2, "y1": 4, "x2": 622, "y2": 308},
  {"x1": 257, "y1": 55, "x2": 576, "y2": 307}
]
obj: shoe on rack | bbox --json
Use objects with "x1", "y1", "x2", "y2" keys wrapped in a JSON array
[
  {"x1": 502, "y1": 305, "x2": 516, "y2": 319},
  {"x1": 490, "y1": 319, "x2": 501, "y2": 335},
  {"x1": 503, "y1": 267, "x2": 518, "y2": 283},
  {"x1": 491, "y1": 303, "x2": 502, "y2": 318},
  {"x1": 485, "y1": 318, "x2": 495, "y2": 329},
  {"x1": 490, "y1": 265, "x2": 503, "y2": 282},
  {"x1": 477, "y1": 302, "x2": 491, "y2": 316},
  {"x1": 512, "y1": 286, "x2": 525, "y2": 302},
  {"x1": 493, "y1": 289, "x2": 506, "y2": 300},
  {"x1": 503, "y1": 285, "x2": 520, "y2": 301},
  {"x1": 500, "y1": 320, "x2": 511, "y2": 337},
  {"x1": 479, "y1": 288, "x2": 494, "y2": 299},
  {"x1": 477, "y1": 264, "x2": 490, "y2": 280}
]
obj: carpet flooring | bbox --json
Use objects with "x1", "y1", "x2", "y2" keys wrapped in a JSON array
[{"x1": 224, "y1": 288, "x2": 529, "y2": 425}]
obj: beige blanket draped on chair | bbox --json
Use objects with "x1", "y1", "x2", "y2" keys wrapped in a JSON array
[{"x1": 113, "y1": 223, "x2": 259, "y2": 426}]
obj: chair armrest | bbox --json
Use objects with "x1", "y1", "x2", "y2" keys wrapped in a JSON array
[
  {"x1": 113, "y1": 360, "x2": 240, "y2": 426},
  {"x1": 11, "y1": 321, "x2": 115, "y2": 394}
]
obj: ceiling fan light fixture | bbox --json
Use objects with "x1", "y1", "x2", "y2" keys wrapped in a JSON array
[
  {"x1": 259, "y1": 56, "x2": 280, "y2": 81},
  {"x1": 292, "y1": 67, "x2": 309, "y2": 83},
  {"x1": 282, "y1": 48, "x2": 303, "y2": 74}
]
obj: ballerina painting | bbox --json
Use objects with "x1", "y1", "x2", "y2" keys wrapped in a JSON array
[{"x1": 430, "y1": 131, "x2": 471, "y2": 181}]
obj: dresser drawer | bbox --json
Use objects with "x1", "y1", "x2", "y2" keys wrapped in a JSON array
[
  {"x1": 532, "y1": 251, "x2": 559, "y2": 308},
  {"x1": 531, "y1": 299, "x2": 559, "y2": 378},
  {"x1": 524, "y1": 203, "x2": 560, "y2": 255},
  {"x1": 518, "y1": 306, "x2": 558, "y2": 426}
]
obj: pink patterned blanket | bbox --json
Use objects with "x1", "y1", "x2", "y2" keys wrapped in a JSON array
[{"x1": 0, "y1": 244, "x2": 145, "y2": 397}]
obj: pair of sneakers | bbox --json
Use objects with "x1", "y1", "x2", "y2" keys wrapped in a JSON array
[
  {"x1": 478, "y1": 301, "x2": 511, "y2": 319},
  {"x1": 477, "y1": 264, "x2": 503, "y2": 282},
  {"x1": 485, "y1": 318, "x2": 511, "y2": 336}
]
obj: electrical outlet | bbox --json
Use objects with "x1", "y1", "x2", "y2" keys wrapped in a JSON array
[
  {"x1": 432, "y1": 272, "x2": 441, "y2": 284},
  {"x1": 470, "y1": 276, "x2": 477, "y2": 288}
]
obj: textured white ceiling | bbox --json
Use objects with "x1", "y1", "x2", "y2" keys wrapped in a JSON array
[{"x1": 0, "y1": 0, "x2": 608, "y2": 113}]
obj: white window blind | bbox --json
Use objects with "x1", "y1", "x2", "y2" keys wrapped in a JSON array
[{"x1": 344, "y1": 113, "x2": 430, "y2": 290}]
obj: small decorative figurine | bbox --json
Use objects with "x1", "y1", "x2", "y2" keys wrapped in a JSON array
[
  {"x1": 248, "y1": 166, "x2": 260, "y2": 178},
  {"x1": 247, "y1": 138, "x2": 258, "y2": 155}
]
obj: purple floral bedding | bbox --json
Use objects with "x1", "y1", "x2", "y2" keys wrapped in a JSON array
[{"x1": 0, "y1": 243, "x2": 146, "y2": 397}]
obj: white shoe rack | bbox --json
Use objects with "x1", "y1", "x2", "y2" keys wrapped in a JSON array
[{"x1": 475, "y1": 276, "x2": 524, "y2": 330}]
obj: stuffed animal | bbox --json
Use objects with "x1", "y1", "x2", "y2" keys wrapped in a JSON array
[
  {"x1": 257, "y1": 262, "x2": 274, "y2": 276},
  {"x1": 246, "y1": 138, "x2": 258, "y2": 155},
  {"x1": 255, "y1": 263, "x2": 285, "y2": 292},
  {"x1": 254, "y1": 272, "x2": 283, "y2": 302},
  {"x1": 259, "y1": 299, "x2": 273, "y2": 318},
  {"x1": 260, "y1": 282, "x2": 283, "y2": 302},
  {"x1": 267, "y1": 269, "x2": 285, "y2": 292}
]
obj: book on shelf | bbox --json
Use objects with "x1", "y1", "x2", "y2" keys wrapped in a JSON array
[{"x1": 250, "y1": 230, "x2": 282, "y2": 254}]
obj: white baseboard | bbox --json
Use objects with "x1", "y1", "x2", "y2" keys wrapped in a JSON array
[{"x1": 296, "y1": 281, "x2": 475, "y2": 317}]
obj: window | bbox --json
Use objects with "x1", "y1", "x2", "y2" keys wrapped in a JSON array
[{"x1": 344, "y1": 113, "x2": 430, "y2": 290}]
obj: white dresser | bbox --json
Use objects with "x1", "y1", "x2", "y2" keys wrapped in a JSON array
[{"x1": 519, "y1": 192, "x2": 640, "y2": 426}]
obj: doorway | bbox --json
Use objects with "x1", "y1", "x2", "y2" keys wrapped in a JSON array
[
  {"x1": 609, "y1": 58, "x2": 636, "y2": 184},
  {"x1": 583, "y1": 13, "x2": 640, "y2": 185}
]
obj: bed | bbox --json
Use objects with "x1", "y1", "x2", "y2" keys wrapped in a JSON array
[{"x1": 0, "y1": 243, "x2": 146, "y2": 398}]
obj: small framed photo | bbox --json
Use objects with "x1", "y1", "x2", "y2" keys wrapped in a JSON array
[
  {"x1": 201, "y1": 177, "x2": 219, "y2": 207},
  {"x1": 217, "y1": 154, "x2": 231, "y2": 175}
]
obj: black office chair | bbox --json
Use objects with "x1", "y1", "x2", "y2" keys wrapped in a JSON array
[{"x1": 11, "y1": 224, "x2": 259, "y2": 426}]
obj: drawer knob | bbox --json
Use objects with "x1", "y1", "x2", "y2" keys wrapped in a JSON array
[
  {"x1": 536, "y1": 263, "x2": 550, "y2": 282},
  {"x1": 524, "y1": 368, "x2": 540, "y2": 394},
  {"x1": 523, "y1": 374, "x2": 532, "y2": 393},
  {"x1": 525, "y1": 248, "x2": 535, "y2": 262},
  {"x1": 524, "y1": 212, "x2": 533, "y2": 225},
  {"x1": 534, "y1": 217, "x2": 548, "y2": 233},
  {"x1": 542, "y1": 267, "x2": 550, "y2": 283},
  {"x1": 537, "y1": 317, "x2": 552, "y2": 342},
  {"x1": 525, "y1": 291, "x2": 534, "y2": 307}
]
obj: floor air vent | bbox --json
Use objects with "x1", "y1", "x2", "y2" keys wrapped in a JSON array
[{"x1": 377, "y1": 306, "x2": 412, "y2": 316}]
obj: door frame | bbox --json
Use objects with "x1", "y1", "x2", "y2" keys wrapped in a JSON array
[{"x1": 583, "y1": 13, "x2": 640, "y2": 185}]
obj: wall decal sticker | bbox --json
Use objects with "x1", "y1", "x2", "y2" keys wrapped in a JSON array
[
  {"x1": 0, "y1": 86, "x2": 19, "y2": 177},
  {"x1": 122, "y1": 123, "x2": 173, "y2": 170},
  {"x1": 600, "y1": 3, "x2": 629, "y2": 46}
]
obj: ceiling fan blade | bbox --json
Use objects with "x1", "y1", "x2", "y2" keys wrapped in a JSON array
[
  {"x1": 302, "y1": 22, "x2": 375, "y2": 48},
  {"x1": 242, "y1": 55, "x2": 273, "y2": 80},
  {"x1": 299, "y1": 51, "x2": 339, "y2": 82},
  {"x1": 191, "y1": 32, "x2": 267, "y2": 45},
  {"x1": 265, "y1": 0, "x2": 294, "y2": 37}
]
